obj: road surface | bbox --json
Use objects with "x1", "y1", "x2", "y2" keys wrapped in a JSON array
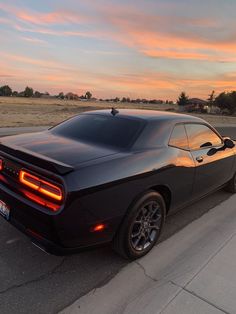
[{"x1": 0, "y1": 126, "x2": 235, "y2": 314}]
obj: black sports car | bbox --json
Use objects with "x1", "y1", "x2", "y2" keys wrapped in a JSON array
[{"x1": 0, "y1": 109, "x2": 235, "y2": 259}]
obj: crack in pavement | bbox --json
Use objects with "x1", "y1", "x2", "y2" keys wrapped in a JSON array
[
  {"x1": 135, "y1": 261, "x2": 158, "y2": 282},
  {"x1": 0, "y1": 257, "x2": 67, "y2": 295}
]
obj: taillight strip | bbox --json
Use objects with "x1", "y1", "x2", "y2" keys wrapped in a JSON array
[{"x1": 19, "y1": 170, "x2": 63, "y2": 201}]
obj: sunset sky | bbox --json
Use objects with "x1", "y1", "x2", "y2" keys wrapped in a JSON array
[{"x1": 1, "y1": 0, "x2": 236, "y2": 100}]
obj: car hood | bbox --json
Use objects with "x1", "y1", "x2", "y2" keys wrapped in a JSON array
[{"x1": 0, "y1": 131, "x2": 119, "y2": 167}]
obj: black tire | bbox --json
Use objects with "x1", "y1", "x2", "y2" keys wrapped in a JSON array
[
  {"x1": 225, "y1": 173, "x2": 236, "y2": 193},
  {"x1": 112, "y1": 191, "x2": 166, "y2": 260}
]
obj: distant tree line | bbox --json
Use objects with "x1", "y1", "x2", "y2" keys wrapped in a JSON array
[
  {"x1": 0, "y1": 85, "x2": 35, "y2": 98},
  {"x1": 57, "y1": 91, "x2": 93, "y2": 100},
  {"x1": 0, "y1": 85, "x2": 93, "y2": 100},
  {"x1": 2, "y1": 83, "x2": 236, "y2": 114},
  {"x1": 0, "y1": 84, "x2": 175, "y2": 104},
  {"x1": 99, "y1": 97, "x2": 173, "y2": 105}
]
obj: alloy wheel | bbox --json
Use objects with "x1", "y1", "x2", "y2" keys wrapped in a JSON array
[{"x1": 130, "y1": 200, "x2": 162, "y2": 252}]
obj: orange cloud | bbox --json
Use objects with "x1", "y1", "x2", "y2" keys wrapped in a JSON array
[
  {"x1": 13, "y1": 24, "x2": 102, "y2": 39},
  {"x1": 15, "y1": 10, "x2": 87, "y2": 26},
  {"x1": 1, "y1": 1, "x2": 236, "y2": 99},
  {"x1": 1, "y1": 47, "x2": 236, "y2": 95},
  {"x1": 2, "y1": 56, "x2": 236, "y2": 100},
  {"x1": 3, "y1": 1, "x2": 235, "y2": 64},
  {"x1": 143, "y1": 50, "x2": 212, "y2": 61},
  {"x1": 143, "y1": 48, "x2": 236, "y2": 63},
  {"x1": 0, "y1": 52, "x2": 74, "y2": 72},
  {"x1": 96, "y1": 4, "x2": 236, "y2": 62},
  {"x1": 0, "y1": 3, "x2": 88, "y2": 26},
  {"x1": 109, "y1": 19, "x2": 236, "y2": 62}
]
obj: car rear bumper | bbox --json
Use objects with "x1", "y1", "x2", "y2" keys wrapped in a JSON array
[
  {"x1": 10, "y1": 216, "x2": 66, "y2": 255},
  {"x1": 0, "y1": 182, "x2": 120, "y2": 255},
  {"x1": 0, "y1": 182, "x2": 67, "y2": 252}
]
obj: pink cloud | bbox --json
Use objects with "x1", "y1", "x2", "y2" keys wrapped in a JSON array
[
  {"x1": 106, "y1": 16, "x2": 236, "y2": 62},
  {"x1": 0, "y1": 52, "x2": 73, "y2": 72},
  {"x1": 15, "y1": 10, "x2": 87, "y2": 26},
  {"x1": 2, "y1": 1, "x2": 235, "y2": 63},
  {"x1": 1, "y1": 1, "x2": 236, "y2": 99},
  {"x1": 0, "y1": 3, "x2": 88, "y2": 26},
  {"x1": 20, "y1": 36, "x2": 47, "y2": 44}
]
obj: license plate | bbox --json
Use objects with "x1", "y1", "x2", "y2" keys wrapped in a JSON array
[{"x1": 0, "y1": 200, "x2": 10, "y2": 220}]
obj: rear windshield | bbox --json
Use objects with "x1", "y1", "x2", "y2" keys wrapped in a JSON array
[{"x1": 51, "y1": 114, "x2": 144, "y2": 149}]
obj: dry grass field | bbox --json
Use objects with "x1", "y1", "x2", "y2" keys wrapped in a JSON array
[{"x1": 0, "y1": 97, "x2": 236, "y2": 127}]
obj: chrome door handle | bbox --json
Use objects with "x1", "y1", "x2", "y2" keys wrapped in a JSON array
[{"x1": 196, "y1": 156, "x2": 204, "y2": 163}]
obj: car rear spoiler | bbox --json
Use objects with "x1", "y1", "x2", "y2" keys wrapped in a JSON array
[{"x1": 0, "y1": 143, "x2": 73, "y2": 175}]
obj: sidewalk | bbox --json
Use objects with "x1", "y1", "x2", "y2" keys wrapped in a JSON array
[{"x1": 61, "y1": 194, "x2": 236, "y2": 314}]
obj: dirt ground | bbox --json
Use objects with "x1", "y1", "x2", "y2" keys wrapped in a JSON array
[{"x1": 0, "y1": 97, "x2": 236, "y2": 127}]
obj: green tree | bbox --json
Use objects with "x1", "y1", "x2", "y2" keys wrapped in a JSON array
[
  {"x1": 24, "y1": 86, "x2": 34, "y2": 97},
  {"x1": 85, "y1": 91, "x2": 92, "y2": 99},
  {"x1": 0, "y1": 85, "x2": 12, "y2": 96},
  {"x1": 58, "y1": 92, "x2": 64, "y2": 99},
  {"x1": 215, "y1": 92, "x2": 236, "y2": 115},
  {"x1": 177, "y1": 92, "x2": 189, "y2": 106},
  {"x1": 207, "y1": 90, "x2": 215, "y2": 107},
  {"x1": 231, "y1": 91, "x2": 236, "y2": 105}
]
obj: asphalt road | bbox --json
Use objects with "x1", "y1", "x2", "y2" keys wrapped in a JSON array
[{"x1": 0, "y1": 126, "x2": 235, "y2": 314}]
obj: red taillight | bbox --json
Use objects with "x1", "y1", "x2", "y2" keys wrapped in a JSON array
[
  {"x1": 23, "y1": 191, "x2": 60, "y2": 211},
  {"x1": 0, "y1": 159, "x2": 3, "y2": 171},
  {"x1": 19, "y1": 170, "x2": 63, "y2": 202}
]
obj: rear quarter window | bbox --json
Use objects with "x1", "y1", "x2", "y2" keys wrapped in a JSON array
[{"x1": 169, "y1": 124, "x2": 189, "y2": 150}]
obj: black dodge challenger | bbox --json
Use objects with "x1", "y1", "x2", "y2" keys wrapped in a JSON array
[{"x1": 0, "y1": 109, "x2": 235, "y2": 259}]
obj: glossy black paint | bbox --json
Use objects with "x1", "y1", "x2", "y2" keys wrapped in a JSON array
[{"x1": 0, "y1": 109, "x2": 235, "y2": 254}]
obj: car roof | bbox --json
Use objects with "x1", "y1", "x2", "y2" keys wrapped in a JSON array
[{"x1": 85, "y1": 109, "x2": 206, "y2": 124}]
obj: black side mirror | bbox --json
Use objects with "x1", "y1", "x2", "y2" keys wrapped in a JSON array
[
  {"x1": 207, "y1": 147, "x2": 217, "y2": 156},
  {"x1": 224, "y1": 138, "x2": 235, "y2": 149}
]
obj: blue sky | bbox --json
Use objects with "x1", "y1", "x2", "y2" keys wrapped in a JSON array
[{"x1": 0, "y1": 0, "x2": 236, "y2": 100}]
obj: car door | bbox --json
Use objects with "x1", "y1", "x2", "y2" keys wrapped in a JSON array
[
  {"x1": 168, "y1": 123, "x2": 196, "y2": 210},
  {"x1": 185, "y1": 123, "x2": 235, "y2": 199}
]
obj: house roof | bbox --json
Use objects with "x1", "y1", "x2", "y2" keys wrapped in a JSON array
[{"x1": 188, "y1": 98, "x2": 207, "y2": 105}]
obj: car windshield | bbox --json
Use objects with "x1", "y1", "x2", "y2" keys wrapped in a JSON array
[{"x1": 51, "y1": 114, "x2": 144, "y2": 149}]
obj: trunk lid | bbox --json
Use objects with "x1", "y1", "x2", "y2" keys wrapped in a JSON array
[{"x1": 0, "y1": 131, "x2": 119, "y2": 174}]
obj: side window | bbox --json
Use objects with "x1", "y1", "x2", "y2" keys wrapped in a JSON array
[
  {"x1": 169, "y1": 124, "x2": 189, "y2": 150},
  {"x1": 185, "y1": 124, "x2": 222, "y2": 150}
]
